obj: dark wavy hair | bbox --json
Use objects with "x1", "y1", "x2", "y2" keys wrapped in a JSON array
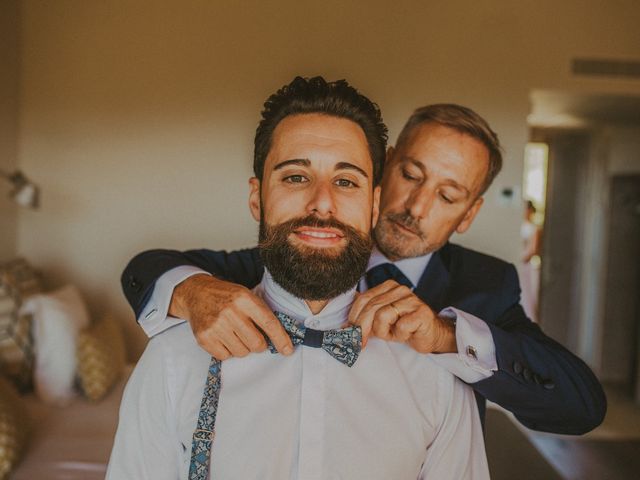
[{"x1": 254, "y1": 76, "x2": 388, "y2": 185}]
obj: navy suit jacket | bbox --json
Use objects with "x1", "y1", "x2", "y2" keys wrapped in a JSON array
[{"x1": 122, "y1": 243, "x2": 606, "y2": 435}]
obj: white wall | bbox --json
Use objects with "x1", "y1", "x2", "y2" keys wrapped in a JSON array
[
  {"x1": 16, "y1": 0, "x2": 640, "y2": 357},
  {"x1": 0, "y1": 0, "x2": 20, "y2": 261}
]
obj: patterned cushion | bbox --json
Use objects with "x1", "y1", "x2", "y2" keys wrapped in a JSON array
[
  {"x1": 0, "y1": 377, "x2": 29, "y2": 479},
  {"x1": 76, "y1": 314, "x2": 126, "y2": 401},
  {"x1": 0, "y1": 259, "x2": 42, "y2": 391}
]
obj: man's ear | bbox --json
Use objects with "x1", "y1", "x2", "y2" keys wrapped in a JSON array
[
  {"x1": 385, "y1": 146, "x2": 395, "y2": 165},
  {"x1": 456, "y1": 197, "x2": 484, "y2": 234},
  {"x1": 371, "y1": 185, "x2": 381, "y2": 227},
  {"x1": 248, "y1": 177, "x2": 261, "y2": 222}
]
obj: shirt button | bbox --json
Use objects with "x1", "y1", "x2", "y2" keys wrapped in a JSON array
[
  {"x1": 523, "y1": 368, "x2": 533, "y2": 382},
  {"x1": 543, "y1": 380, "x2": 556, "y2": 390}
]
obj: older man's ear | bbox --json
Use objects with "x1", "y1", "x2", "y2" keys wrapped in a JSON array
[
  {"x1": 455, "y1": 196, "x2": 484, "y2": 234},
  {"x1": 372, "y1": 185, "x2": 381, "y2": 228}
]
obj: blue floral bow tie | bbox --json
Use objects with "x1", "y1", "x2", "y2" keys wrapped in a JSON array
[{"x1": 267, "y1": 311, "x2": 362, "y2": 367}]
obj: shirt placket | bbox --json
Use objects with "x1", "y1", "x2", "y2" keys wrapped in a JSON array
[{"x1": 296, "y1": 315, "x2": 327, "y2": 480}]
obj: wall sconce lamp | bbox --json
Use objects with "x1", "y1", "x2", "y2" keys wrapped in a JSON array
[{"x1": 0, "y1": 168, "x2": 40, "y2": 209}]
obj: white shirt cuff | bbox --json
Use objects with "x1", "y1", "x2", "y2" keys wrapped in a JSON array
[
  {"x1": 429, "y1": 307, "x2": 498, "y2": 384},
  {"x1": 138, "y1": 266, "x2": 210, "y2": 337}
]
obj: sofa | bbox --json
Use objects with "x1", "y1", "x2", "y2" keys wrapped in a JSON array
[
  {"x1": 12, "y1": 366, "x2": 131, "y2": 480},
  {"x1": 0, "y1": 258, "x2": 129, "y2": 479}
]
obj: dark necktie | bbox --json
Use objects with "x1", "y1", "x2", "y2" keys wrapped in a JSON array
[{"x1": 366, "y1": 263, "x2": 414, "y2": 290}]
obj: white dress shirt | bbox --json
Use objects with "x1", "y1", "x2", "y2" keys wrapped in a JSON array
[
  {"x1": 109, "y1": 270, "x2": 489, "y2": 480},
  {"x1": 139, "y1": 249, "x2": 498, "y2": 383}
]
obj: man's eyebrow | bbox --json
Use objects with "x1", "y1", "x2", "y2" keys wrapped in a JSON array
[
  {"x1": 335, "y1": 162, "x2": 369, "y2": 178},
  {"x1": 402, "y1": 156, "x2": 470, "y2": 196},
  {"x1": 273, "y1": 159, "x2": 369, "y2": 179},
  {"x1": 273, "y1": 159, "x2": 311, "y2": 171}
]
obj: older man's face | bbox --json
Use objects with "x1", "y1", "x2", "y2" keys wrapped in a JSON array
[
  {"x1": 249, "y1": 113, "x2": 380, "y2": 299},
  {"x1": 374, "y1": 123, "x2": 489, "y2": 260}
]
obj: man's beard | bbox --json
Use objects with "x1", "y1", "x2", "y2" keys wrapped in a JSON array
[
  {"x1": 259, "y1": 214, "x2": 373, "y2": 301},
  {"x1": 374, "y1": 211, "x2": 433, "y2": 259}
]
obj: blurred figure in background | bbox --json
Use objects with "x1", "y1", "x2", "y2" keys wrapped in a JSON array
[{"x1": 519, "y1": 200, "x2": 542, "y2": 322}]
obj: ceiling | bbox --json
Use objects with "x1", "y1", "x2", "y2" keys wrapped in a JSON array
[{"x1": 529, "y1": 90, "x2": 640, "y2": 128}]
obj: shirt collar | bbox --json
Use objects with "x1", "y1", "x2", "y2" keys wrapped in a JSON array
[
  {"x1": 254, "y1": 269, "x2": 356, "y2": 331},
  {"x1": 366, "y1": 246, "x2": 433, "y2": 288}
]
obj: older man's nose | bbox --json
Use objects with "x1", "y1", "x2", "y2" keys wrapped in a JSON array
[{"x1": 405, "y1": 186, "x2": 433, "y2": 220}]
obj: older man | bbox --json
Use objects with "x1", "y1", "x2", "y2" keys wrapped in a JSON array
[
  {"x1": 108, "y1": 77, "x2": 489, "y2": 480},
  {"x1": 122, "y1": 94, "x2": 606, "y2": 435}
]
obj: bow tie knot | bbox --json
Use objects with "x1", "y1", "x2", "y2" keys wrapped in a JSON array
[{"x1": 268, "y1": 311, "x2": 361, "y2": 367}]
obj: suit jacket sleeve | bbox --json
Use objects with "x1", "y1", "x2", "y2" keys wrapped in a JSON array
[
  {"x1": 471, "y1": 264, "x2": 606, "y2": 434},
  {"x1": 121, "y1": 248, "x2": 263, "y2": 319}
]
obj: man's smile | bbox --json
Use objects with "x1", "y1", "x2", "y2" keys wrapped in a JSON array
[{"x1": 292, "y1": 227, "x2": 345, "y2": 247}]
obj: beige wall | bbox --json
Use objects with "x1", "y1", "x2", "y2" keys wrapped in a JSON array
[
  {"x1": 0, "y1": 0, "x2": 20, "y2": 261},
  {"x1": 16, "y1": 0, "x2": 640, "y2": 358}
]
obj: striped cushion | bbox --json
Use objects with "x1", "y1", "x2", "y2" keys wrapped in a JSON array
[
  {"x1": 0, "y1": 259, "x2": 42, "y2": 391},
  {"x1": 76, "y1": 315, "x2": 126, "y2": 401}
]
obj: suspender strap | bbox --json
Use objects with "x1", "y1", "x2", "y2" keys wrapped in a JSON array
[{"x1": 189, "y1": 357, "x2": 222, "y2": 480}]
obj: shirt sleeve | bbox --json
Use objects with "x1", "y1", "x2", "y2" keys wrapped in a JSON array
[
  {"x1": 138, "y1": 266, "x2": 210, "y2": 337},
  {"x1": 418, "y1": 373, "x2": 490, "y2": 480},
  {"x1": 106, "y1": 337, "x2": 181, "y2": 480},
  {"x1": 429, "y1": 307, "x2": 498, "y2": 384}
]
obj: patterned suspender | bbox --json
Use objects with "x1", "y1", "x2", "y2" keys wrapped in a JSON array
[
  {"x1": 188, "y1": 357, "x2": 222, "y2": 480},
  {"x1": 186, "y1": 311, "x2": 361, "y2": 478}
]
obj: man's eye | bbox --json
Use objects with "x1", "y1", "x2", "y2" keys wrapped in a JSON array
[
  {"x1": 284, "y1": 175, "x2": 307, "y2": 184},
  {"x1": 401, "y1": 168, "x2": 420, "y2": 182},
  {"x1": 335, "y1": 178, "x2": 357, "y2": 188},
  {"x1": 439, "y1": 192, "x2": 454, "y2": 204}
]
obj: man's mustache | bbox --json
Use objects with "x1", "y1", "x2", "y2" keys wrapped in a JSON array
[
  {"x1": 260, "y1": 214, "x2": 351, "y2": 249},
  {"x1": 287, "y1": 215, "x2": 348, "y2": 233},
  {"x1": 385, "y1": 211, "x2": 424, "y2": 238}
]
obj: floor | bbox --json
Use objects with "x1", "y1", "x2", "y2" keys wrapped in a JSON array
[{"x1": 486, "y1": 384, "x2": 640, "y2": 480}]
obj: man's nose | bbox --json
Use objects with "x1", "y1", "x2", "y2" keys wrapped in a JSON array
[
  {"x1": 405, "y1": 186, "x2": 432, "y2": 220},
  {"x1": 307, "y1": 182, "x2": 336, "y2": 217}
]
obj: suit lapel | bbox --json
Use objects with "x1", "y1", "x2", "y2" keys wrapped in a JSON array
[{"x1": 415, "y1": 244, "x2": 451, "y2": 311}]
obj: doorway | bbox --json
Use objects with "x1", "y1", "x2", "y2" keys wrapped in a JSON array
[
  {"x1": 528, "y1": 90, "x2": 640, "y2": 379},
  {"x1": 601, "y1": 174, "x2": 640, "y2": 401}
]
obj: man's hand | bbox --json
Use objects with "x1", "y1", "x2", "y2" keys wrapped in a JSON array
[
  {"x1": 347, "y1": 280, "x2": 457, "y2": 354},
  {"x1": 169, "y1": 274, "x2": 294, "y2": 360}
]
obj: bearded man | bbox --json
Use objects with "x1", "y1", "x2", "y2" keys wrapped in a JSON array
[{"x1": 107, "y1": 77, "x2": 489, "y2": 480}]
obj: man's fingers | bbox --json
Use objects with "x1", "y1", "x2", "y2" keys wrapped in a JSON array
[
  {"x1": 217, "y1": 329, "x2": 251, "y2": 358},
  {"x1": 390, "y1": 313, "x2": 422, "y2": 342},
  {"x1": 243, "y1": 300, "x2": 293, "y2": 355},
  {"x1": 346, "y1": 282, "x2": 414, "y2": 345},
  {"x1": 357, "y1": 284, "x2": 413, "y2": 323},
  {"x1": 231, "y1": 315, "x2": 269, "y2": 353},
  {"x1": 348, "y1": 280, "x2": 401, "y2": 325},
  {"x1": 371, "y1": 303, "x2": 401, "y2": 340},
  {"x1": 208, "y1": 341, "x2": 232, "y2": 361}
]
